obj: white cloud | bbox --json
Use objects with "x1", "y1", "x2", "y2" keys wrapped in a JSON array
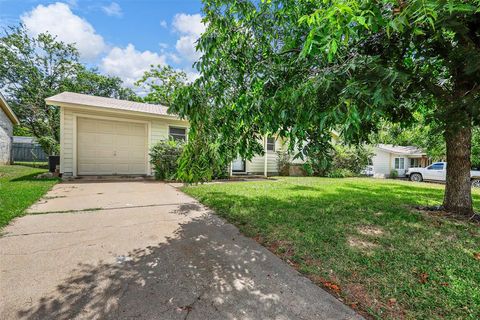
[
  {"x1": 101, "y1": 44, "x2": 167, "y2": 87},
  {"x1": 160, "y1": 20, "x2": 167, "y2": 28},
  {"x1": 102, "y1": 2, "x2": 122, "y2": 17},
  {"x1": 172, "y1": 13, "x2": 206, "y2": 36},
  {"x1": 172, "y1": 13, "x2": 206, "y2": 63},
  {"x1": 175, "y1": 34, "x2": 202, "y2": 62},
  {"x1": 185, "y1": 71, "x2": 200, "y2": 83},
  {"x1": 21, "y1": 2, "x2": 106, "y2": 60}
]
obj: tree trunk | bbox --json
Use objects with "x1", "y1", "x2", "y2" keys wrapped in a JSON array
[{"x1": 443, "y1": 121, "x2": 473, "y2": 215}]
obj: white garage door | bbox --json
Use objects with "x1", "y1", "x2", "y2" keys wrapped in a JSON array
[{"x1": 77, "y1": 117, "x2": 147, "y2": 175}]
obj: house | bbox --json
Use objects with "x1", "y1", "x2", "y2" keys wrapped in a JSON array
[
  {"x1": 371, "y1": 144, "x2": 429, "y2": 178},
  {"x1": 0, "y1": 92, "x2": 20, "y2": 164},
  {"x1": 46, "y1": 92, "x2": 291, "y2": 177}
]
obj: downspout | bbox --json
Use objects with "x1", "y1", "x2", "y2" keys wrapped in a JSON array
[{"x1": 264, "y1": 135, "x2": 268, "y2": 177}]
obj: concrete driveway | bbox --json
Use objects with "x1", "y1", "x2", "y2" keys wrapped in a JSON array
[{"x1": 0, "y1": 181, "x2": 361, "y2": 320}]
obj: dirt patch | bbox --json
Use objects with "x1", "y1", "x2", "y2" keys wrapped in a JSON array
[
  {"x1": 357, "y1": 225, "x2": 384, "y2": 236},
  {"x1": 348, "y1": 237, "x2": 378, "y2": 251},
  {"x1": 343, "y1": 283, "x2": 406, "y2": 320},
  {"x1": 414, "y1": 205, "x2": 480, "y2": 225}
]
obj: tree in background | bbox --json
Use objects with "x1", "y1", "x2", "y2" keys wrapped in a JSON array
[
  {"x1": 0, "y1": 25, "x2": 135, "y2": 155},
  {"x1": 172, "y1": 0, "x2": 480, "y2": 215},
  {"x1": 135, "y1": 65, "x2": 188, "y2": 105}
]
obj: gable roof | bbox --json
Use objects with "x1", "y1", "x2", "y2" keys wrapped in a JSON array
[
  {"x1": 45, "y1": 92, "x2": 179, "y2": 119},
  {"x1": 377, "y1": 144, "x2": 425, "y2": 156},
  {"x1": 0, "y1": 92, "x2": 19, "y2": 125}
]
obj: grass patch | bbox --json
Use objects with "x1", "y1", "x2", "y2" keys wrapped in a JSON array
[
  {"x1": 183, "y1": 177, "x2": 480, "y2": 319},
  {"x1": 0, "y1": 165, "x2": 58, "y2": 228}
]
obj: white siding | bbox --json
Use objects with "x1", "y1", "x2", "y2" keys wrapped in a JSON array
[
  {"x1": 0, "y1": 107, "x2": 14, "y2": 164},
  {"x1": 371, "y1": 149, "x2": 391, "y2": 178},
  {"x1": 245, "y1": 138, "x2": 285, "y2": 174},
  {"x1": 60, "y1": 106, "x2": 188, "y2": 176}
]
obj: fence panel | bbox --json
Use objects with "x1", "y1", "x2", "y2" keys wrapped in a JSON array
[{"x1": 12, "y1": 143, "x2": 48, "y2": 162}]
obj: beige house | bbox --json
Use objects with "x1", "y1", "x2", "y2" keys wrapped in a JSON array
[
  {"x1": 0, "y1": 92, "x2": 20, "y2": 164},
  {"x1": 371, "y1": 144, "x2": 429, "y2": 178},
  {"x1": 46, "y1": 92, "x2": 290, "y2": 177}
]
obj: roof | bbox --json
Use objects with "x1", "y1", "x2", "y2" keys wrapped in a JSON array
[
  {"x1": 13, "y1": 136, "x2": 38, "y2": 144},
  {"x1": 45, "y1": 92, "x2": 178, "y2": 119},
  {"x1": 0, "y1": 92, "x2": 20, "y2": 125},
  {"x1": 377, "y1": 144, "x2": 425, "y2": 156}
]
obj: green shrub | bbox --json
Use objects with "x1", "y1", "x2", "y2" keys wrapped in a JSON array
[
  {"x1": 149, "y1": 140, "x2": 184, "y2": 180},
  {"x1": 389, "y1": 169, "x2": 399, "y2": 179},
  {"x1": 326, "y1": 168, "x2": 356, "y2": 178},
  {"x1": 277, "y1": 151, "x2": 291, "y2": 176}
]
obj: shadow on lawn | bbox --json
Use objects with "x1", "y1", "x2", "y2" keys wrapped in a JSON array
[{"x1": 10, "y1": 172, "x2": 59, "y2": 182}]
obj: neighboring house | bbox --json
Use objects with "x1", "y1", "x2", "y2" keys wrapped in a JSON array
[
  {"x1": 46, "y1": 92, "x2": 295, "y2": 177},
  {"x1": 0, "y1": 92, "x2": 20, "y2": 164},
  {"x1": 371, "y1": 144, "x2": 429, "y2": 178}
]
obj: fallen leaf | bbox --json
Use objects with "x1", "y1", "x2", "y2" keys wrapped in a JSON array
[
  {"x1": 419, "y1": 273, "x2": 429, "y2": 284},
  {"x1": 387, "y1": 298, "x2": 397, "y2": 307},
  {"x1": 474, "y1": 252, "x2": 480, "y2": 260}
]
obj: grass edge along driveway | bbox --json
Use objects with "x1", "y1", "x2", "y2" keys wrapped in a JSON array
[
  {"x1": 0, "y1": 165, "x2": 58, "y2": 229},
  {"x1": 183, "y1": 177, "x2": 480, "y2": 320}
]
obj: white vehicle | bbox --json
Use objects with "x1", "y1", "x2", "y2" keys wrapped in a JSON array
[{"x1": 405, "y1": 162, "x2": 480, "y2": 187}]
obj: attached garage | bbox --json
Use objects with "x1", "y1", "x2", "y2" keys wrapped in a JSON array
[
  {"x1": 45, "y1": 92, "x2": 189, "y2": 177},
  {"x1": 76, "y1": 117, "x2": 148, "y2": 175}
]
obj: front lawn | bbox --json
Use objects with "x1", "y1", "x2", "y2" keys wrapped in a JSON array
[
  {"x1": 0, "y1": 165, "x2": 58, "y2": 229},
  {"x1": 183, "y1": 177, "x2": 480, "y2": 319}
]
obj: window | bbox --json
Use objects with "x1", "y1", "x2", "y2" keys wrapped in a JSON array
[
  {"x1": 394, "y1": 157, "x2": 405, "y2": 169},
  {"x1": 428, "y1": 163, "x2": 444, "y2": 170},
  {"x1": 169, "y1": 127, "x2": 187, "y2": 141},
  {"x1": 266, "y1": 137, "x2": 275, "y2": 151},
  {"x1": 410, "y1": 158, "x2": 421, "y2": 168}
]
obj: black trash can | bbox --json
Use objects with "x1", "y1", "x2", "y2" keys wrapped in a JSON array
[{"x1": 48, "y1": 155, "x2": 60, "y2": 173}]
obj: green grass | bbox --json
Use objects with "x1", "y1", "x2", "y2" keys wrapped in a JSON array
[
  {"x1": 183, "y1": 177, "x2": 480, "y2": 319},
  {"x1": 0, "y1": 165, "x2": 58, "y2": 228},
  {"x1": 12, "y1": 161, "x2": 48, "y2": 169}
]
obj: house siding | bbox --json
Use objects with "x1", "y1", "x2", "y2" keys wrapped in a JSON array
[
  {"x1": 0, "y1": 107, "x2": 14, "y2": 164},
  {"x1": 244, "y1": 138, "x2": 294, "y2": 175},
  {"x1": 371, "y1": 149, "x2": 391, "y2": 178},
  {"x1": 60, "y1": 106, "x2": 188, "y2": 176}
]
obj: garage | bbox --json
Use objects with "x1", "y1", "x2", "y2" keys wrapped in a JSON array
[{"x1": 77, "y1": 117, "x2": 147, "y2": 175}]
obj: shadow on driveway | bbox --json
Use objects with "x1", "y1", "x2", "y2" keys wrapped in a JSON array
[{"x1": 17, "y1": 212, "x2": 360, "y2": 320}]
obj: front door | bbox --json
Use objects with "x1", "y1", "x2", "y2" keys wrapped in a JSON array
[{"x1": 232, "y1": 157, "x2": 246, "y2": 172}]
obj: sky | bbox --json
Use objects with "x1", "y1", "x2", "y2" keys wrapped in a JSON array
[{"x1": 0, "y1": 0, "x2": 205, "y2": 89}]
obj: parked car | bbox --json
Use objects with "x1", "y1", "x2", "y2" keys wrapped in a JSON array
[
  {"x1": 405, "y1": 162, "x2": 480, "y2": 187},
  {"x1": 361, "y1": 165, "x2": 374, "y2": 176}
]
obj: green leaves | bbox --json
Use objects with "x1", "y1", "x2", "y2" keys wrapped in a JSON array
[{"x1": 0, "y1": 25, "x2": 136, "y2": 155}]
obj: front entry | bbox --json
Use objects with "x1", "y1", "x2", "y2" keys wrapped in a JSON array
[
  {"x1": 76, "y1": 117, "x2": 147, "y2": 175},
  {"x1": 232, "y1": 157, "x2": 246, "y2": 172}
]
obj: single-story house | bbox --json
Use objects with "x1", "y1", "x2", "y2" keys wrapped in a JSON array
[
  {"x1": 46, "y1": 92, "x2": 292, "y2": 177},
  {"x1": 0, "y1": 92, "x2": 20, "y2": 164},
  {"x1": 371, "y1": 144, "x2": 429, "y2": 178}
]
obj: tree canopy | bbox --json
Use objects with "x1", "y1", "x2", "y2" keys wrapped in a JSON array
[
  {"x1": 0, "y1": 25, "x2": 136, "y2": 154},
  {"x1": 172, "y1": 0, "x2": 480, "y2": 214}
]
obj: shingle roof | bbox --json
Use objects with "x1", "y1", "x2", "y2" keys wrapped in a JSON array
[
  {"x1": 45, "y1": 92, "x2": 178, "y2": 118},
  {"x1": 0, "y1": 92, "x2": 19, "y2": 125},
  {"x1": 377, "y1": 144, "x2": 425, "y2": 156}
]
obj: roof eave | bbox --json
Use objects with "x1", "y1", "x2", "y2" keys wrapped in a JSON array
[
  {"x1": 0, "y1": 94, "x2": 20, "y2": 125},
  {"x1": 45, "y1": 99, "x2": 186, "y2": 122}
]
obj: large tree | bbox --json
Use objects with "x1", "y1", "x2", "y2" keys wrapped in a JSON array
[
  {"x1": 135, "y1": 65, "x2": 188, "y2": 105},
  {"x1": 172, "y1": 0, "x2": 480, "y2": 215},
  {"x1": 0, "y1": 25, "x2": 135, "y2": 154}
]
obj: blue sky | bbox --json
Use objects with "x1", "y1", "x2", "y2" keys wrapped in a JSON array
[{"x1": 0, "y1": 0, "x2": 205, "y2": 88}]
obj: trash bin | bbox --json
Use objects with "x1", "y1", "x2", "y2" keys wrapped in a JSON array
[{"x1": 48, "y1": 155, "x2": 60, "y2": 173}]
